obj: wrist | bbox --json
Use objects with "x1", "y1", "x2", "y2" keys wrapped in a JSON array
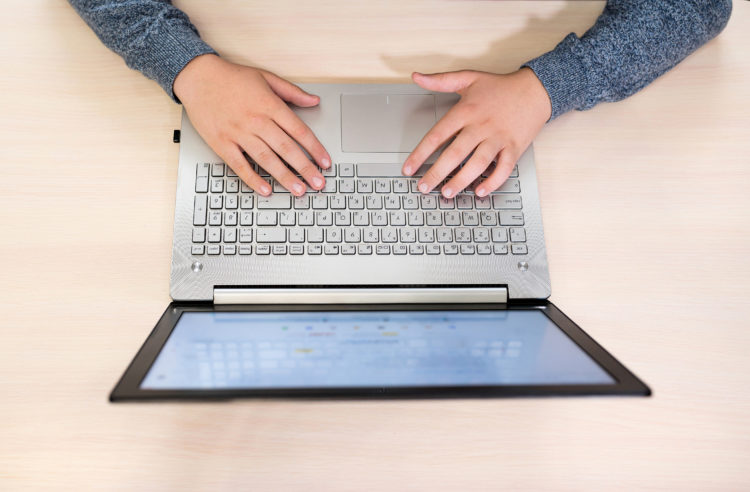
[
  {"x1": 173, "y1": 53, "x2": 222, "y2": 104},
  {"x1": 516, "y1": 67, "x2": 552, "y2": 123}
]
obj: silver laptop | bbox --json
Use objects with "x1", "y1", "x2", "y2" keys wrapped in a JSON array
[
  {"x1": 110, "y1": 83, "x2": 651, "y2": 400},
  {"x1": 170, "y1": 83, "x2": 550, "y2": 304}
]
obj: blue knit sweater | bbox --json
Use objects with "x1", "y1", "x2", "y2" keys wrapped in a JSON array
[{"x1": 68, "y1": 1, "x2": 732, "y2": 120}]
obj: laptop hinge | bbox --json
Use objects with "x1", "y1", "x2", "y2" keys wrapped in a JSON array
[{"x1": 213, "y1": 287, "x2": 508, "y2": 305}]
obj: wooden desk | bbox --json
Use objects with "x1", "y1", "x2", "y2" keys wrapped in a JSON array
[{"x1": 2, "y1": 1, "x2": 749, "y2": 489}]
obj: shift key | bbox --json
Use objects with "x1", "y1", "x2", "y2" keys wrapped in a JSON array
[{"x1": 257, "y1": 195, "x2": 292, "y2": 209}]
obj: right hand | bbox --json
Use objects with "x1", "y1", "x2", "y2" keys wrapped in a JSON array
[{"x1": 173, "y1": 54, "x2": 331, "y2": 196}]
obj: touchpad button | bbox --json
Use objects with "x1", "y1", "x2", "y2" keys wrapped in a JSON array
[{"x1": 341, "y1": 94, "x2": 436, "y2": 152}]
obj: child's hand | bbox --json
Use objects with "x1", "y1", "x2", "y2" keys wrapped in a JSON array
[
  {"x1": 174, "y1": 54, "x2": 331, "y2": 196},
  {"x1": 402, "y1": 68, "x2": 551, "y2": 198}
]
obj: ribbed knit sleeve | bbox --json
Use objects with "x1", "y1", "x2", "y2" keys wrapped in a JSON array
[
  {"x1": 69, "y1": 0, "x2": 217, "y2": 102},
  {"x1": 523, "y1": 0, "x2": 732, "y2": 120}
]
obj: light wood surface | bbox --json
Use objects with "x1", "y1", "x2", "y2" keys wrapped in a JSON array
[{"x1": 2, "y1": 1, "x2": 749, "y2": 489}]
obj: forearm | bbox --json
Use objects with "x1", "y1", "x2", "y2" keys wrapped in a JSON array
[
  {"x1": 523, "y1": 0, "x2": 732, "y2": 120},
  {"x1": 68, "y1": 0, "x2": 216, "y2": 101}
]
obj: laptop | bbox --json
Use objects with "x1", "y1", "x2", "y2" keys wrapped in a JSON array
[{"x1": 110, "y1": 83, "x2": 650, "y2": 400}]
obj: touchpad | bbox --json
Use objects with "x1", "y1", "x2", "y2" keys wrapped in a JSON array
[{"x1": 341, "y1": 94, "x2": 436, "y2": 153}]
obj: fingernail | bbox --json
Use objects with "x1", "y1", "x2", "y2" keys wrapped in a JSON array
[
  {"x1": 403, "y1": 165, "x2": 412, "y2": 175},
  {"x1": 293, "y1": 183, "x2": 305, "y2": 195},
  {"x1": 443, "y1": 187, "x2": 454, "y2": 198},
  {"x1": 476, "y1": 187, "x2": 487, "y2": 197},
  {"x1": 313, "y1": 176, "x2": 324, "y2": 188},
  {"x1": 418, "y1": 182, "x2": 429, "y2": 193},
  {"x1": 261, "y1": 185, "x2": 271, "y2": 196},
  {"x1": 322, "y1": 157, "x2": 331, "y2": 169}
]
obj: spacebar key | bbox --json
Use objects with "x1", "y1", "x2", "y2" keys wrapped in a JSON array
[
  {"x1": 257, "y1": 228, "x2": 287, "y2": 243},
  {"x1": 356, "y1": 163, "x2": 429, "y2": 177}
]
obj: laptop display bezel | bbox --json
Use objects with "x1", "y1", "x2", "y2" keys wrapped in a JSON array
[{"x1": 110, "y1": 302, "x2": 651, "y2": 401}]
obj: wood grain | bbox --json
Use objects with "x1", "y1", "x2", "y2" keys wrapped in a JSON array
[{"x1": 1, "y1": 1, "x2": 749, "y2": 490}]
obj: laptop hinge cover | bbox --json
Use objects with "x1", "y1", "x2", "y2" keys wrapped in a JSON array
[{"x1": 213, "y1": 287, "x2": 508, "y2": 305}]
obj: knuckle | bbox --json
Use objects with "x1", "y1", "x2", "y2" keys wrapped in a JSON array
[
  {"x1": 423, "y1": 167, "x2": 444, "y2": 184},
  {"x1": 254, "y1": 147, "x2": 274, "y2": 163},
  {"x1": 425, "y1": 132, "x2": 443, "y2": 147}
]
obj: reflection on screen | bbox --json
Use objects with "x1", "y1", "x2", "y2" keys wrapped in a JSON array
[{"x1": 141, "y1": 310, "x2": 614, "y2": 389}]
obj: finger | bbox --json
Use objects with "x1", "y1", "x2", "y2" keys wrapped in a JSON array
[
  {"x1": 402, "y1": 107, "x2": 463, "y2": 176},
  {"x1": 475, "y1": 148, "x2": 518, "y2": 197},
  {"x1": 443, "y1": 140, "x2": 501, "y2": 196},
  {"x1": 219, "y1": 144, "x2": 272, "y2": 197},
  {"x1": 260, "y1": 122, "x2": 326, "y2": 191},
  {"x1": 412, "y1": 70, "x2": 477, "y2": 94},
  {"x1": 273, "y1": 105, "x2": 332, "y2": 169},
  {"x1": 417, "y1": 129, "x2": 480, "y2": 197},
  {"x1": 240, "y1": 135, "x2": 307, "y2": 197},
  {"x1": 261, "y1": 70, "x2": 320, "y2": 108}
]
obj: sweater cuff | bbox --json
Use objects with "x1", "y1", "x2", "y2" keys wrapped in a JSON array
[
  {"x1": 522, "y1": 33, "x2": 589, "y2": 120},
  {"x1": 135, "y1": 20, "x2": 217, "y2": 102}
]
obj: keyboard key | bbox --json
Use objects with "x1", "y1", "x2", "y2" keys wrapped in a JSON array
[
  {"x1": 339, "y1": 163, "x2": 355, "y2": 177},
  {"x1": 239, "y1": 245, "x2": 252, "y2": 255},
  {"x1": 207, "y1": 245, "x2": 221, "y2": 255},
  {"x1": 473, "y1": 228, "x2": 490, "y2": 242},
  {"x1": 289, "y1": 229, "x2": 305, "y2": 243},
  {"x1": 438, "y1": 197, "x2": 455, "y2": 209},
  {"x1": 376, "y1": 244, "x2": 391, "y2": 255},
  {"x1": 418, "y1": 228, "x2": 435, "y2": 243},
  {"x1": 210, "y1": 178, "x2": 224, "y2": 193},
  {"x1": 226, "y1": 178, "x2": 239, "y2": 193},
  {"x1": 363, "y1": 228, "x2": 379, "y2": 242},
  {"x1": 240, "y1": 195, "x2": 254, "y2": 209},
  {"x1": 389, "y1": 211, "x2": 406, "y2": 226},
  {"x1": 191, "y1": 244, "x2": 205, "y2": 255},
  {"x1": 209, "y1": 195, "x2": 223, "y2": 209},
  {"x1": 290, "y1": 244, "x2": 304, "y2": 255},
  {"x1": 499, "y1": 211, "x2": 524, "y2": 226},
  {"x1": 475, "y1": 196, "x2": 492, "y2": 209},
  {"x1": 207, "y1": 228, "x2": 221, "y2": 243},
  {"x1": 445, "y1": 211, "x2": 461, "y2": 226},
  {"x1": 409, "y1": 244, "x2": 425, "y2": 255},
  {"x1": 511, "y1": 244, "x2": 528, "y2": 255},
  {"x1": 258, "y1": 195, "x2": 291, "y2": 209},
  {"x1": 493, "y1": 195, "x2": 522, "y2": 209},
  {"x1": 322, "y1": 180, "x2": 336, "y2": 193},
  {"x1": 223, "y1": 244, "x2": 236, "y2": 255},
  {"x1": 393, "y1": 244, "x2": 408, "y2": 255},
  {"x1": 393, "y1": 180, "x2": 409, "y2": 193},
  {"x1": 381, "y1": 228, "x2": 397, "y2": 243},
  {"x1": 402, "y1": 195, "x2": 418, "y2": 209},
  {"x1": 366, "y1": 195, "x2": 383, "y2": 209},
  {"x1": 460, "y1": 244, "x2": 476, "y2": 255},
  {"x1": 477, "y1": 244, "x2": 492, "y2": 255},
  {"x1": 279, "y1": 210, "x2": 295, "y2": 226},
  {"x1": 272, "y1": 245, "x2": 287, "y2": 255},
  {"x1": 316, "y1": 211, "x2": 333, "y2": 226},
  {"x1": 456, "y1": 195, "x2": 473, "y2": 209},
  {"x1": 341, "y1": 244, "x2": 356, "y2": 255},
  {"x1": 510, "y1": 228, "x2": 526, "y2": 242},
  {"x1": 339, "y1": 179, "x2": 355, "y2": 193},
  {"x1": 480, "y1": 211, "x2": 497, "y2": 226},
  {"x1": 357, "y1": 179, "x2": 373, "y2": 193},
  {"x1": 455, "y1": 227, "x2": 471, "y2": 242},
  {"x1": 312, "y1": 195, "x2": 328, "y2": 209},
  {"x1": 209, "y1": 210, "x2": 222, "y2": 226},
  {"x1": 375, "y1": 179, "x2": 391, "y2": 193},
  {"x1": 347, "y1": 195, "x2": 364, "y2": 210},
  {"x1": 345, "y1": 228, "x2": 361, "y2": 242},
  {"x1": 195, "y1": 176, "x2": 208, "y2": 193},
  {"x1": 257, "y1": 229, "x2": 286, "y2": 243},
  {"x1": 225, "y1": 195, "x2": 238, "y2": 209},
  {"x1": 326, "y1": 228, "x2": 342, "y2": 243},
  {"x1": 353, "y1": 211, "x2": 369, "y2": 226},
  {"x1": 192, "y1": 228, "x2": 206, "y2": 243},
  {"x1": 308, "y1": 244, "x2": 322, "y2": 255},
  {"x1": 298, "y1": 211, "x2": 314, "y2": 226},
  {"x1": 385, "y1": 196, "x2": 400, "y2": 209},
  {"x1": 399, "y1": 228, "x2": 416, "y2": 243},
  {"x1": 420, "y1": 195, "x2": 438, "y2": 209},
  {"x1": 491, "y1": 228, "x2": 508, "y2": 242},
  {"x1": 223, "y1": 228, "x2": 237, "y2": 243},
  {"x1": 443, "y1": 244, "x2": 458, "y2": 255},
  {"x1": 324, "y1": 244, "x2": 339, "y2": 255},
  {"x1": 239, "y1": 229, "x2": 253, "y2": 243},
  {"x1": 436, "y1": 228, "x2": 452, "y2": 242},
  {"x1": 330, "y1": 195, "x2": 346, "y2": 209},
  {"x1": 426, "y1": 211, "x2": 442, "y2": 226},
  {"x1": 240, "y1": 211, "x2": 253, "y2": 226},
  {"x1": 358, "y1": 244, "x2": 373, "y2": 255},
  {"x1": 225, "y1": 211, "x2": 238, "y2": 226},
  {"x1": 407, "y1": 211, "x2": 424, "y2": 226},
  {"x1": 256, "y1": 244, "x2": 271, "y2": 255},
  {"x1": 462, "y1": 211, "x2": 479, "y2": 226},
  {"x1": 426, "y1": 244, "x2": 441, "y2": 255},
  {"x1": 257, "y1": 211, "x2": 277, "y2": 226},
  {"x1": 272, "y1": 181, "x2": 291, "y2": 193},
  {"x1": 493, "y1": 179, "x2": 520, "y2": 193},
  {"x1": 493, "y1": 244, "x2": 509, "y2": 255},
  {"x1": 197, "y1": 163, "x2": 210, "y2": 178},
  {"x1": 293, "y1": 195, "x2": 310, "y2": 209},
  {"x1": 193, "y1": 196, "x2": 207, "y2": 226},
  {"x1": 211, "y1": 163, "x2": 225, "y2": 177}
]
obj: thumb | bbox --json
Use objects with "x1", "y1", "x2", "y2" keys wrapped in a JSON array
[
  {"x1": 261, "y1": 70, "x2": 320, "y2": 107},
  {"x1": 412, "y1": 70, "x2": 477, "y2": 93}
]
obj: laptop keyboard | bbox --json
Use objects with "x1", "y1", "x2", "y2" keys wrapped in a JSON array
[{"x1": 190, "y1": 162, "x2": 528, "y2": 257}]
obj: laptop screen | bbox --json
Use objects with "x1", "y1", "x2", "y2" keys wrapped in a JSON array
[{"x1": 140, "y1": 309, "x2": 614, "y2": 390}]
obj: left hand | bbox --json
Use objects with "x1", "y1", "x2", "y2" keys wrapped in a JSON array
[{"x1": 402, "y1": 68, "x2": 552, "y2": 198}]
